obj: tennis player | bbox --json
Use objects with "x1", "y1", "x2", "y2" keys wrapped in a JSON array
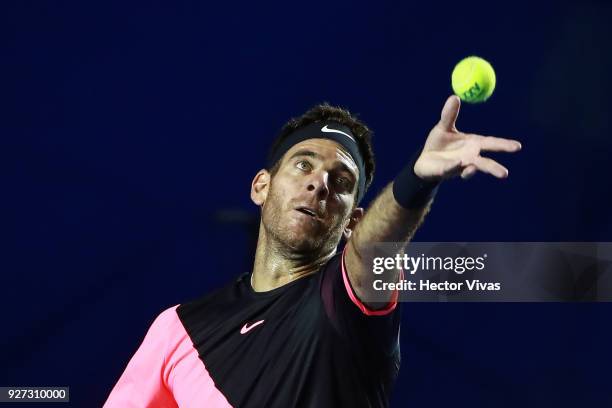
[{"x1": 104, "y1": 95, "x2": 521, "y2": 407}]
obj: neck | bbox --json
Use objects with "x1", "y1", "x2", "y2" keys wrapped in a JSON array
[{"x1": 251, "y1": 222, "x2": 335, "y2": 292}]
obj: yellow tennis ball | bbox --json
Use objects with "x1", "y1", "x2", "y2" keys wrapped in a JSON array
[{"x1": 451, "y1": 56, "x2": 496, "y2": 103}]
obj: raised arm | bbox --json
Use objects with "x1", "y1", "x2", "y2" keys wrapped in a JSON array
[{"x1": 345, "y1": 95, "x2": 522, "y2": 308}]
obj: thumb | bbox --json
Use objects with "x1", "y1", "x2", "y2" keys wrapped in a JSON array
[{"x1": 439, "y1": 95, "x2": 461, "y2": 131}]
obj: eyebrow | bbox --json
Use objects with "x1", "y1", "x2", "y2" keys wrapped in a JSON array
[
  {"x1": 288, "y1": 149, "x2": 357, "y2": 182},
  {"x1": 288, "y1": 150, "x2": 323, "y2": 162}
]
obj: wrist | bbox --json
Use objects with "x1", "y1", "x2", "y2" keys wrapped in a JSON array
[{"x1": 392, "y1": 151, "x2": 440, "y2": 209}]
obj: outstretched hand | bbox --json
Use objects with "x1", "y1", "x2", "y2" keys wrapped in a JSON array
[{"x1": 414, "y1": 95, "x2": 522, "y2": 181}]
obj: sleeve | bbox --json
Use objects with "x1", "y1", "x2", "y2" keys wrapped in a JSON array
[
  {"x1": 104, "y1": 306, "x2": 180, "y2": 408},
  {"x1": 340, "y1": 244, "x2": 402, "y2": 316},
  {"x1": 321, "y1": 246, "x2": 402, "y2": 355}
]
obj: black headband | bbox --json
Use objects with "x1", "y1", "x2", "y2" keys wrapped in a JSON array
[{"x1": 267, "y1": 122, "x2": 366, "y2": 204}]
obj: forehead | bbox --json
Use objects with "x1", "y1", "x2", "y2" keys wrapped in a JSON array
[{"x1": 282, "y1": 138, "x2": 358, "y2": 172}]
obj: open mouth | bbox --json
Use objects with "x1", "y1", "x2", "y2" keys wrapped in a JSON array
[{"x1": 296, "y1": 207, "x2": 318, "y2": 218}]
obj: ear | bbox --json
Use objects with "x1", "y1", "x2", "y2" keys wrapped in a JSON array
[
  {"x1": 343, "y1": 207, "x2": 364, "y2": 240},
  {"x1": 251, "y1": 169, "x2": 271, "y2": 206}
]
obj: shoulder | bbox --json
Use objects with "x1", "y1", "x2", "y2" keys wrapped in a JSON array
[
  {"x1": 156, "y1": 304, "x2": 180, "y2": 321},
  {"x1": 320, "y1": 251, "x2": 343, "y2": 277},
  {"x1": 144, "y1": 305, "x2": 184, "y2": 346},
  {"x1": 177, "y1": 274, "x2": 248, "y2": 324},
  {"x1": 322, "y1": 246, "x2": 400, "y2": 317}
]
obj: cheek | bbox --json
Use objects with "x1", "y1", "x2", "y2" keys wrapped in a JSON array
[
  {"x1": 329, "y1": 196, "x2": 353, "y2": 223},
  {"x1": 266, "y1": 179, "x2": 293, "y2": 211},
  {"x1": 271, "y1": 173, "x2": 294, "y2": 192}
]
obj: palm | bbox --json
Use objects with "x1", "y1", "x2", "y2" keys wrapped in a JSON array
[{"x1": 414, "y1": 96, "x2": 522, "y2": 181}]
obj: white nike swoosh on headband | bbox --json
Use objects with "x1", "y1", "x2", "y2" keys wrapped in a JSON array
[{"x1": 321, "y1": 125, "x2": 355, "y2": 142}]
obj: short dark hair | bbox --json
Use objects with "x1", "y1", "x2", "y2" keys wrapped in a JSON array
[{"x1": 267, "y1": 103, "x2": 375, "y2": 199}]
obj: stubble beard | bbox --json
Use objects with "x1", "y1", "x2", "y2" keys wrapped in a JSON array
[{"x1": 261, "y1": 188, "x2": 346, "y2": 259}]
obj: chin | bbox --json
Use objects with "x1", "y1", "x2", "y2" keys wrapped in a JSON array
[
  {"x1": 266, "y1": 216, "x2": 342, "y2": 255},
  {"x1": 283, "y1": 227, "x2": 343, "y2": 256},
  {"x1": 283, "y1": 231, "x2": 322, "y2": 253}
]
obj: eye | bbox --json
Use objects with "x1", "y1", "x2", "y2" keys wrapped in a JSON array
[
  {"x1": 335, "y1": 176, "x2": 351, "y2": 190},
  {"x1": 296, "y1": 160, "x2": 312, "y2": 171}
]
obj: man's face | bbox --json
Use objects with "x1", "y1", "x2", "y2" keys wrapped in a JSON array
[{"x1": 256, "y1": 138, "x2": 360, "y2": 255}]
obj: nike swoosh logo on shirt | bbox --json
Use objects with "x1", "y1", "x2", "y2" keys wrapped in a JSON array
[
  {"x1": 320, "y1": 125, "x2": 355, "y2": 142},
  {"x1": 240, "y1": 320, "x2": 265, "y2": 334}
]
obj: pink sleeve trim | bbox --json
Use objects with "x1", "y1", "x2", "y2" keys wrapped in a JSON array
[
  {"x1": 340, "y1": 245, "x2": 401, "y2": 316},
  {"x1": 104, "y1": 306, "x2": 181, "y2": 407},
  {"x1": 105, "y1": 305, "x2": 233, "y2": 408}
]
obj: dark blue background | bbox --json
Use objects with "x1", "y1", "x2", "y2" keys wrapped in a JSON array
[{"x1": 2, "y1": 0, "x2": 611, "y2": 406}]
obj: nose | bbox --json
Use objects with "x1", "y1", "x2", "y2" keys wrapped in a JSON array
[{"x1": 307, "y1": 171, "x2": 330, "y2": 200}]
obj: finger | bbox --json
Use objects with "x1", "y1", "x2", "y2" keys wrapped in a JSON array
[
  {"x1": 470, "y1": 134, "x2": 522, "y2": 153},
  {"x1": 461, "y1": 165, "x2": 477, "y2": 179},
  {"x1": 439, "y1": 95, "x2": 461, "y2": 131},
  {"x1": 473, "y1": 156, "x2": 509, "y2": 178}
]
